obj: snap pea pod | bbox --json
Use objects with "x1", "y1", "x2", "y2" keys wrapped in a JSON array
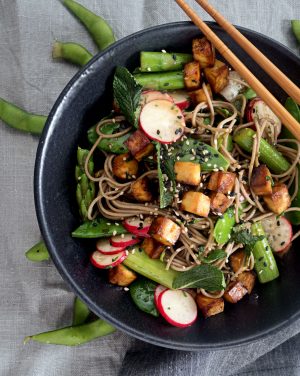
[
  {"x1": 133, "y1": 71, "x2": 185, "y2": 91},
  {"x1": 72, "y1": 217, "x2": 127, "y2": 238},
  {"x1": 25, "y1": 241, "x2": 50, "y2": 262},
  {"x1": 73, "y1": 297, "x2": 90, "y2": 325},
  {"x1": 242, "y1": 87, "x2": 257, "y2": 100},
  {"x1": 140, "y1": 52, "x2": 193, "y2": 72},
  {"x1": 291, "y1": 20, "x2": 300, "y2": 43},
  {"x1": 0, "y1": 98, "x2": 46, "y2": 135},
  {"x1": 129, "y1": 278, "x2": 159, "y2": 317},
  {"x1": 24, "y1": 319, "x2": 115, "y2": 346},
  {"x1": 87, "y1": 123, "x2": 131, "y2": 154},
  {"x1": 233, "y1": 128, "x2": 291, "y2": 174},
  {"x1": 251, "y1": 222, "x2": 279, "y2": 283},
  {"x1": 52, "y1": 41, "x2": 93, "y2": 67},
  {"x1": 217, "y1": 134, "x2": 233, "y2": 152}
]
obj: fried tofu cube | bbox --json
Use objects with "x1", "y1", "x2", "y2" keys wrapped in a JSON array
[
  {"x1": 189, "y1": 84, "x2": 213, "y2": 105},
  {"x1": 131, "y1": 177, "x2": 152, "y2": 202},
  {"x1": 207, "y1": 171, "x2": 236, "y2": 193},
  {"x1": 112, "y1": 152, "x2": 138, "y2": 180},
  {"x1": 237, "y1": 271, "x2": 256, "y2": 294},
  {"x1": 135, "y1": 143, "x2": 154, "y2": 161},
  {"x1": 108, "y1": 264, "x2": 137, "y2": 286},
  {"x1": 196, "y1": 294, "x2": 225, "y2": 318},
  {"x1": 174, "y1": 161, "x2": 201, "y2": 186},
  {"x1": 263, "y1": 183, "x2": 291, "y2": 214},
  {"x1": 184, "y1": 61, "x2": 201, "y2": 90},
  {"x1": 210, "y1": 192, "x2": 231, "y2": 214},
  {"x1": 141, "y1": 237, "x2": 165, "y2": 259},
  {"x1": 229, "y1": 250, "x2": 246, "y2": 273},
  {"x1": 250, "y1": 165, "x2": 273, "y2": 196},
  {"x1": 204, "y1": 60, "x2": 229, "y2": 93},
  {"x1": 125, "y1": 129, "x2": 151, "y2": 157},
  {"x1": 181, "y1": 191, "x2": 210, "y2": 217},
  {"x1": 149, "y1": 217, "x2": 181, "y2": 246},
  {"x1": 224, "y1": 281, "x2": 247, "y2": 303},
  {"x1": 192, "y1": 37, "x2": 215, "y2": 68}
]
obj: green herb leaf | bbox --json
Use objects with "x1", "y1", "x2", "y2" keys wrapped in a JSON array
[
  {"x1": 200, "y1": 249, "x2": 227, "y2": 264},
  {"x1": 172, "y1": 264, "x2": 225, "y2": 291},
  {"x1": 231, "y1": 224, "x2": 264, "y2": 255},
  {"x1": 129, "y1": 278, "x2": 159, "y2": 317},
  {"x1": 72, "y1": 218, "x2": 126, "y2": 238},
  {"x1": 113, "y1": 66, "x2": 143, "y2": 127}
]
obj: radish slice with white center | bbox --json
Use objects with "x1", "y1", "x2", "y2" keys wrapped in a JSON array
[
  {"x1": 90, "y1": 250, "x2": 127, "y2": 269},
  {"x1": 154, "y1": 285, "x2": 168, "y2": 306},
  {"x1": 262, "y1": 216, "x2": 292, "y2": 253},
  {"x1": 96, "y1": 239, "x2": 125, "y2": 255},
  {"x1": 110, "y1": 233, "x2": 141, "y2": 247},
  {"x1": 168, "y1": 90, "x2": 191, "y2": 110},
  {"x1": 139, "y1": 99, "x2": 185, "y2": 144},
  {"x1": 141, "y1": 90, "x2": 173, "y2": 105},
  {"x1": 123, "y1": 216, "x2": 152, "y2": 237},
  {"x1": 157, "y1": 289, "x2": 198, "y2": 328}
]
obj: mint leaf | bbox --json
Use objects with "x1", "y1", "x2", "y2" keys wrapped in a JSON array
[
  {"x1": 113, "y1": 67, "x2": 143, "y2": 127},
  {"x1": 231, "y1": 225, "x2": 264, "y2": 255},
  {"x1": 200, "y1": 249, "x2": 227, "y2": 264},
  {"x1": 172, "y1": 264, "x2": 225, "y2": 291}
]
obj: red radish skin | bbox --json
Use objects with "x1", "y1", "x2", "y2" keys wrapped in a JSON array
[
  {"x1": 262, "y1": 216, "x2": 292, "y2": 253},
  {"x1": 123, "y1": 217, "x2": 152, "y2": 237},
  {"x1": 90, "y1": 250, "x2": 127, "y2": 269},
  {"x1": 154, "y1": 285, "x2": 168, "y2": 306},
  {"x1": 157, "y1": 289, "x2": 198, "y2": 328},
  {"x1": 168, "y1": 90, "x2": 191, "y2": 110},
  {"x1": 141, "y1": 90, "x2": 174, "y2": 105},
  {"x1": 96, "y1": 239, "x2": 125, "y2": 255},
  {"x1": 139, "y1": 99, "x2": 185, "y2": 144},
  {"x1": 110, "y1": 233, "x2": 141, "y2": 248}
]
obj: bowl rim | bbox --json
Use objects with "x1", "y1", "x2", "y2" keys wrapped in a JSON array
[{"x1": 35, "y1": 21, "x2": 300, "y2": 351}]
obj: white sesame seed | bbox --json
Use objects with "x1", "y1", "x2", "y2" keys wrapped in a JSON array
[
  {"x1": 124, "y1": 287, "x2": 129, "y2": 291},
  {"x1": 125, "y1": 250, "x2": 129, "y2": 255},
  {"x1": 121, "y1": 234, "x2": 125, "y2": 238},
  {"x1": 115, "y1": 223, "x2": 119, "y2": 226},
  {"x1": 161, "y1": 49, "x2": 167, "y2": 53},
  {"x1": 144, "y1": 202, "x2": 149, "y2": 206},
  {"x1": 190, "y1": 156, "x2": 196, "y2": 161},
  {"x1": 106, "y1": 223, "x2": 111, "y2": 226},
  {"x1": 123, "y1": 157, "x2": 127, "y2": 161},
  {"x1": 140, "y1": 214, "x2": 144, "y2": 219},
  {"x1": 176, "y1": 156, "x2": 180, "y2": 160},
  {"x1": 113, "y1": 230, "x2": 117, "y2": 236},
  {"x1": 147, "y1": 67, "x2": 152, "y2": 72}
]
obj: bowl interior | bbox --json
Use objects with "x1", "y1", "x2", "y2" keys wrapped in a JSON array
[{"x1": 35, "y1": 22, "x2": 300, "y2": 350}]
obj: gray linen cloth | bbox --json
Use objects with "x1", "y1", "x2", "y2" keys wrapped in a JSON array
[{"x1": 0, "y1": 1, "x2": 299, "y2": 375}]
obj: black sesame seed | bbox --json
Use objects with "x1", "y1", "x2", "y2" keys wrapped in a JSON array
[
  {"x1": 263, "y1": 262, "x2": 268, "y2": 267},
  {"x1": 156, "y1": 130, "x2": 160, "y2": 135}
]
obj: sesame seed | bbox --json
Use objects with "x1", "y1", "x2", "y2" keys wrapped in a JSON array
[
  {"x1": 186, "y1": 140, "x2": 190, "y2": 145},
  {"x1": 121, "y1": 234, "x2": 125, "y2": 238},
  {"x1": 124, "y1": 287, "x2": 129, "y2": 291},
  {"x1": 144, "y1": 202, "x2": 149, "y2": 206},
  {"x1": 125, "y1": 250, "x2": 129, "y2": 255},
  {"x1": 147, "y1": 67, "x2": 151, "y2": 72},
  {"x1": 123, "y1": 157, "x2": 127, "y2": 161},
  {"x1": 148, "y1": 156, "x2": 153, "y2": 160},
  {"x1": 176, "y1": 156, "x2": 180, "y2": 160},
  {"x1": 161, "y1": 49, "x2": 167, "y2": 53},
  {"x1": 132, "y1": 175, "x2": 136, "y2": 179},
  {"x1": 106, "y1": 223, "x2": 111, "y2": 226},
  {"x1": 113, "y1": 230, "x2": 117, "y2": 236},
  {"x1": 190, "y1": 156, "x2": 196, "y2": 160},
  {"x1": 115, "y1": 223, "x2": 119, "y2": 226},
  {"x1": 140, "y1": 214, "x2": 144, "y2": 219},
  {"x1": 132, "y1": 249, "x2": 135, "y2": 254}
]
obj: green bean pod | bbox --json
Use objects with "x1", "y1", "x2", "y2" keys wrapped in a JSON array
[
  {"x1": 63, "y1": 0, "x2": 115, "y2": 50},
  {"x1": 52, "y1": 41, "x2": 93, "y2": 67},
  {"x1": 251, "y1": 222, "x2": 279, "y2": 283},
  {"x1": 0, "y1": 98, "x2": 46, "y2": 135},
  {"x1": 24, "y1": 319, "x2": 115, "y2": 346},
  {"x1": 133, "y1": 71, "x2": 185, "y2": 91},
  {"x1": 25, "y1": 241, "x2": 50, "y2": 262},
  {"x1": 73, "y1": 297, "x2": 90, "y2": 325},
  {"x1": 140, "y1": 52, "x2": 193, "y2": 72},
  {"x1": 291, "y1": 20, "x2": 300, "y2": 43},
  {"x1": 233, "y1": 128, "x2": 291, "y2": 174},
  {"x1": 72, "y1": 217, "x2": 127, "y2": 238}
]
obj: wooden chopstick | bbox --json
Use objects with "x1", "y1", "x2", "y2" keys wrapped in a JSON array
[
  {"x1": 195, "y1": 0, "x2": 300, "y2": 105},
  {"x1": 175, "y1": 0, "x2": 300, "y2": 141}
]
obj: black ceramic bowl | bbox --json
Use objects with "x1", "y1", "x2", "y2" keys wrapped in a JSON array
[{"x1": 35, "y1": 22, "x2": 300, "y2": 350}]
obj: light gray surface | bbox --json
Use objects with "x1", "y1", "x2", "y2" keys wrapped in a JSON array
[{"x1": 0, "y1": 1, "x2": 299, "y2": 375}]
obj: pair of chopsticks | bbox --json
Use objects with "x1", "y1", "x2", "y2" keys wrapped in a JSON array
[{"x1": 175, "y1": 0, "x2": 300, "y2": 140}]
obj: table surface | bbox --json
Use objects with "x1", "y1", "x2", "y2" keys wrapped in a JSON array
[{"x1": 0, "y1": 1, "x2": 299, "y2": 375}]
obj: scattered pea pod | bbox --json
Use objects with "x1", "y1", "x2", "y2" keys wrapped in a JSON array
[
  {"x1": 73, "y1": 297, "x2": 91, "y2": 325},
  {"x1": 52, "y1": 41, "x2": 93, "y2": 67},
  {"x1": 25, "y1": 241, "x2": 50, "y2": 262}
]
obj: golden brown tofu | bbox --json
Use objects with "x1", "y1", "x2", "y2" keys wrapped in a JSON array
[
  {"x1": 250, "y1": 165, "x2": 273, "y2": 196},
  {"x1": 196, "y1": 294, "x2": 224, "y2": 318},
  {"x1": 229, "y1": 250, "x2": 246, "y2": 273},
  {"x1": 237, "y1": 271, "x2": 256, "y2": 294},
  {"x1": 181, "y1": 191, "x2": 210, "y2": 217},
  {"x1": 149, "y1": 217, "x2": 181, "y2": 246},
  {"x1": 174, "y1": 161, "x2": 201, "y2": 186},
  {"x1": 263, "y1": 184, "x2": 291, "y2": 214},
  {"x1": 141, "y1": 237, "x2": 165, "y2": 259},
  {"x1": 184, "y1": 61, "x2": 201, "y2": 90},
  {"x1": 112, "y1": 153, "x2": 138, "y2": 180},
  {"x1": 189, "y1": 84, "x2": 213, "y2": 105},
  {"x1": 210, "y1": 192, "x2": 231, "y2": 214},
  {"x1": 125, "y1": 129, "x2": 151, "y2": 157},
  {"x1": 131, "y1": 177, "x2": 152, "y2": 202},
  {"x1": 207, "y1": 171, "x2": 236, "y2": 193},
  {"x1": 108, "y1": 264, "x2": 137, "y2": 286},
  {"x1": 224, "y1": 281, "x2": 247, "y2": 304},
  {"x1": 204, "y1": 60, "x2": 229, "y2": 93},
  {"x1": 135, "y1": 143, "x2": 154, "y2": 161},
  {"x1": 192, "y1": 37, "x2": 215, "y2": 68}
]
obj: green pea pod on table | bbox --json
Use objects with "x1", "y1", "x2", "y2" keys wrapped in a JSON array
[
  {"x1": 291, "y1": 20, "x2": 300, "y2": 43},
  {"x1": 25, "y1": 241, "x2": 50, "y2": 262},
  {"x1": 52, "y1": 41, "x2": 93, "y2": 67},
  {"x1": 73, "y1": 297, "x2": 91, "y2": 325}
]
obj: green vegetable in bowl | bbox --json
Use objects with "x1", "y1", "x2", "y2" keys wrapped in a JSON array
[
  {"x1": 72, "y1": 218, "x2": 127, "y2": 238},
  {"x1": 129, "y1": 278, "x2": 159, "y2": 317},
  {"x1": 140, "y1": 51, "x2": 193, "y2": 72},
  {"x1": 134, "y1": 71, "x2": 185, "y2": 91}
]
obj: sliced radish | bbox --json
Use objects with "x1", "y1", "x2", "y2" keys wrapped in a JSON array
[
  {"x1": 139, "y1": 99, "x2": 185, "y2": 144},
  {"x1": 157, "y1": 289, "x2": 198, "y2": 328},
  {"x1": 96, "y1": 239, "x2": 125, "y2": 255},
  {"x1": 154, "y1": 285, "x2": 168, "y2": 306},
  {"x1": 141, "y1": 90, "x2": 173, "y2": 105},
  {"x1": 246, "y1": 98, "x2": 281, "y2": 137},
  {"x1": 220, "y1": 71, "x2": 246, "y2": 102},
  {"x1": 90, "y1": 250, "x2": 127, "y2": 269},
  {"x1": 110, "y1": 233, "x2": 141, "y2": 247},
  {"x1": 262, "y1": 216, "x2": 292, "y2": 253},
  {"x1": 123, "y1": 216, "x2": 152, "y2": 237},
  {"x1": 168, "y1": 90, "x2": 191, "y2": 110}
]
